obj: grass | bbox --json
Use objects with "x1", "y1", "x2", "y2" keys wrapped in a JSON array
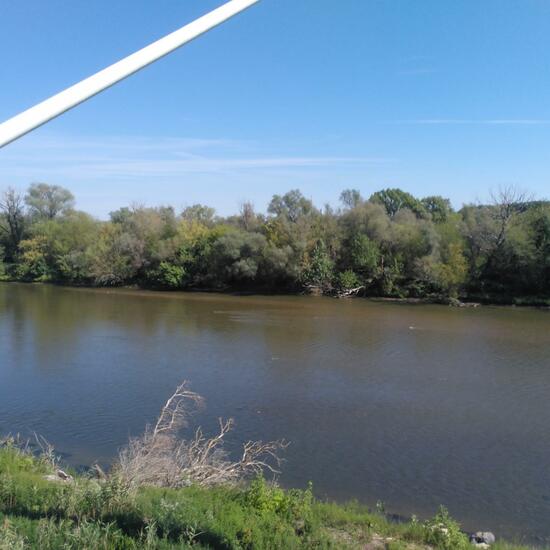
[{"x1": 0, "y1": 442, "x2": 543, "y2": 549}]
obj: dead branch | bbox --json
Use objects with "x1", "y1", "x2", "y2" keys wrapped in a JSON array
[
  {"x1": 335, "y1": 286, "x2": 365, "y2": 298},
  {"x1": 152, "y1": 381, "x2": 204, "y2": 437},
  {"x1": 115, "y1": 382, "x2": 287, "y2": 490},
  {"x1": 33, "y1": 432, "x2": 59, "y2": 468}
]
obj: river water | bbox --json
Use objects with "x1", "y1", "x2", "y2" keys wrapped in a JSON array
[{"x1": 1, "y1": 282, "x2": 549, "y2": 543}]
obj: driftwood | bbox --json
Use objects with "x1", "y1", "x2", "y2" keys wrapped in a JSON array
[
  {"x1": 335, "y1": 286, "x2": 365, "y2": 299},
  {"x1": 44, "y1": 469, "x2": 73, "y2": 483}
]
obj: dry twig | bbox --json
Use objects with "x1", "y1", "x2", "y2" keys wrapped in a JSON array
[{"x1": 115, "y1": 381, "x2": 287, "y2": 489}]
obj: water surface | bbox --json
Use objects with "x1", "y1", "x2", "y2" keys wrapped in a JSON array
[{"x1": 1, "y1": 283, "x2": 549, "y2": 543}]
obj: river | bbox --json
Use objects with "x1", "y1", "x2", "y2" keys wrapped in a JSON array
[{"x1": 1, "y1": 282, "x2": 549, "y2": 544}]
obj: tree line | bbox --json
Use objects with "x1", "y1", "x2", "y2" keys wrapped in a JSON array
[{"x1": 0, "y1": 183, "x2": 548, "y2": 303}]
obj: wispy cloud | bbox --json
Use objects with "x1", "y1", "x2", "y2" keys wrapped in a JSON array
[
  {"x1": 0, "y1": 133, "x2": 398, "y2": 217},
  {"x1": 0, "y1": 134, "x2": 393, "y2": 180},
  {"x1": 0, "y1": 132, "x2": 397, "y2": 196},
  {"x1": 2, "y1": 135, "x2": 242, "y2": 156},
  {"x1": 396, "y1": 119, "x2": 550, "y2": 125}
]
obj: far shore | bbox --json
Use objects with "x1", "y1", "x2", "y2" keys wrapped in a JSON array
[{"x1": 2, "y1": 279, "x2": 550, "y2": 310}]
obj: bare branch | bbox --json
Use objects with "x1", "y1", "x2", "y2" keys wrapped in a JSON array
[
  {"x1": 152, "y1": 381, "x2": 203, "y2": 437},
  {"x1": 115, "y1": 381, "x2": 287, "y2": 490},
  {"x1": 33, "y1": 432, "x2": 59, "y2": 468}
]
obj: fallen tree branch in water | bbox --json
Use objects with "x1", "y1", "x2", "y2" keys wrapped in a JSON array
[{"x1": 335, "y1": 286, "x2": 365, "y2": 298}]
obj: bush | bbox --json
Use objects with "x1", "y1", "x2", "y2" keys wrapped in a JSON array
[
  {"x1": 336, "y1": 270, "x2": 360, "y2": 291},
  {"x1": 244, "y1": 476, "x2": 314, "y2": 524},
  {"x1": 0, "y1": 518, "x2": 27, "y2": 550},
  {"x1": 146, "y1": 262, "x2": 187, "y2": 289},
  {"x1": 423, "y1": 506, "x2": 469, "y2": 549}
]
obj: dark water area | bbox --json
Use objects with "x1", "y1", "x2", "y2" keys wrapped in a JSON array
[{"x1": 1, "y1": 283, "x2": 550, "y2": 544}]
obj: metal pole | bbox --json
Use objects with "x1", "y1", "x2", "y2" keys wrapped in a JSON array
[{"x1": 0, "y1": 0, "x2": 260, "y2": 149}]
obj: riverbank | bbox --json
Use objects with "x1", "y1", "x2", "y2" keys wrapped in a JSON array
[
  {"x1": 0, "y1": 443, "x2": 536, "y2": 549},
  {"x1": 2, "y1": 278, "x2": 550, "y2": 309}
]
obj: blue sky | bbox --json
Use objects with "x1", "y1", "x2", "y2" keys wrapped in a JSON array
[{"x1": 1, "y1": 0, "x2": 549, "y2": 218}]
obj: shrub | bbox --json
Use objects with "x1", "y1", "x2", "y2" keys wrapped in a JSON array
[
  {"x1": 146, "y1": 262, "x2": 187, "y2": 289},
  {"x1": 245, "y1": 476, "x2": 313, "y2": 522},
  {"x1": 0, "y1": 518, "x2": 27, "y2": 550},
  {"x1": 423, "y1": 506, "x2": 469, "y2": 549},
  {"x1": 336, "y1": 270, "x2": 361, "y2": 291}
]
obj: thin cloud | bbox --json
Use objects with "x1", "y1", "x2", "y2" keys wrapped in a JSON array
[
  {"x1": 76, "y1": 157, "x2": 392, "y2": 178},
  {"x1": 396, "y1": 119, "x2": 550, "y2": 125},
  {"x1": 0, "y1": 133, "x2": 396, "y2": 181},
  {"x1": 3, "y1": 134, "x2": 243, "y2": 153}
]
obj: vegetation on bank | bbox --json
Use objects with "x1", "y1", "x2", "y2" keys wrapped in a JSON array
[
  {"x1": 0, "y1": 442, "x2": 536, "y2": 550},
  {"x1": 0, "y1": 383, "x2": 540, "y2": 549},
  {"x1": 1, "y1": 184, "x2": 549, "y2": 304}
]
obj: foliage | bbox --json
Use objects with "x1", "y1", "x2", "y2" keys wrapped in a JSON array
[
  {"x1": 370, "y1": 188, "x2": 428, "y2": 219},
  {"x1": 245, "y1": 477, "x2": 314, "y2": 520},
  {"x1": 207, "y1": 230, "x2": 268, "y2": 286},
  {"x1": 301, "y1": 240, "x2": 334, "y2": 290},
  {"x1": 25, "y1": 183, "x2": 75, "y2": 220},
  {"x1": 340, "y1": 189, "x2": 363, "y2": 210},
  {"x1": 423, "y1": 506, "x2": 470, "y2": 549},
  {"x1": 422, "y1": 196, "x2": 453, "y2": 223},
  {"x1": 0, "y1": 188, "x2": 26, "y2": 261},
  {"x1": 15, "y1": 236, "x2": 51, "y2": 281},
  {"x1": 0, "y1": 246, "x2": 6, "y2": 280},
  {"x1": 0, "y1": 441, "x2": 533, "y2": 550},
  {"x1": 88, "y1": 224, "x2": 138, "y2": 286},
  {"x1": 348, "y1": 234, "x2": 380, "y2": 280},
  {"x1": 1, "y1": 183, "x2": 549, "y2": 302},
  {"x1": 268, "y1": 189, "x2": 314, "y2": 223},
  {"x1": 181, "y1": 204, "x2": 217, "y2": 225},
  {"x1": 336, "y1": 270, "x2": 361, "y2": 291},
  {"x1": 433, "y1": 242, "x2": 469, "y2": 297},
  {"x1": 147, "y1": 261, "x2": 187, "y2": 289}
]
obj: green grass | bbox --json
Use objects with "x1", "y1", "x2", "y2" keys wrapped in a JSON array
[{"x1": 0, "y1": 444, "x2": 543, "y2": 549}]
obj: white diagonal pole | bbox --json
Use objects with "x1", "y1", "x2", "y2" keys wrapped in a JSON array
[{"x1": 0, "y1": 0, "x2": 260, "y2": 149}]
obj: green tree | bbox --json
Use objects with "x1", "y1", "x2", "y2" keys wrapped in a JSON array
[
  {"x1": 147, "y1": 261, "x2": 187, "y2": 289},
  {"x1": 0, "y1": 188, "x2": 26, "y2": 261},
  {"x1": 340, "y1": 189, "x2": 363, "y2": 210},
  {"x1": 238, "y1": 201, "x2": 258, "y2": 231},
  {"x1": 109, "y1": 205, "x2": 179, "y2": 283},
  {"x1": 528, "y1": 205, "x2": 550, "y2": 292},
  {"x1": 268, "y1": 190, "x2": 314, "y2": 223},
  {"x1": 421, "y1": 195, "x2": 453, "y2": 223},
  {"x1": 181, "y1": 204, "x2": 216, "y2": 226},
  {"x1": 172, "y1": 222, "x2": 229, "y2": 286},
  {"x1": 336, "y1": 269, "x2": 361, "y2": 291},
  {"x1": 1, "y1": 182, "x2": 548, "y2": 301},
  {"x1": 259, "y1": 242, "x2": 300, "y2": 288},
  {"x1": 370, "y1": 188, "x2": 427, "y2": 219},
  {"x1": 0, "y1": 245, "x2": 6, "y2": 280},
  {"x1": 16, "y1": 236, "x2": 51, "y2": 280},
  {"x1": 434, "y1": 243, "x2": 468, "y2": 297},
  {"x1": 25, "y1": 183, "x2": 74, "y2": 219},
  {"x1": 208, "y1": 230, "x2": 268, "y2": 285},
  {"x1": 88, "y1": 224, "x2": 138, "y2": 285},
  {"x1": 301, "y1": 240, "x2": 334, "y2": 290},
  {"x1": 349, "y1": 234, "x2": 380, "y2": 279}
]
